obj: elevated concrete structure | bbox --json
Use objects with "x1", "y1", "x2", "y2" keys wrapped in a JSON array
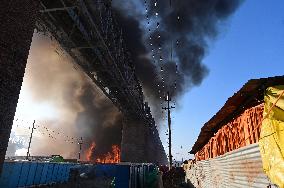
[
  {"x1": 121, "y1": 117, "x2": 147, "y2": 163},
  {"x1": 0, "y1": 0, "x2": 39, "y2": 173},
  {"x1": 0, "y1": 0, "x2": 167, "y2": 173},
  {"x1": 121, "y1": 116, "x2": 168, "y2": 164}
]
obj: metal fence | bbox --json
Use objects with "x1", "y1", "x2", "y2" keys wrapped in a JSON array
[
  {"x1": 129, "y1": 164, "x2": 156, "y2": 188},
  {"x1": 187, "y1": 143, "x2": 278, "y2": 188},
  {"x1": 69, "y1": 163, "x2": 156, "y2": 188},
  {"x1": 92, "y1": 163, "x2": 155, "y2": 188},
  {"x1": 0, "y1": 161, "x2": 157, "y2": 188},
  {"x1": 71, "y1": 163, "x2": 130, "y2": 188},
  {"x1": 0, "y1": 161, "x2": 75, "y2": 187}
]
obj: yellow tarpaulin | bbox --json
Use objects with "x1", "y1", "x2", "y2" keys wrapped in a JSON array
[{"x1": 259, "y1": 86, "x2": 284, "y2": 188}]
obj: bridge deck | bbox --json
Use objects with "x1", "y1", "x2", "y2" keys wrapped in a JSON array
[{"x1": 37, "y1": 0, "x2": 167, "y2": 163}]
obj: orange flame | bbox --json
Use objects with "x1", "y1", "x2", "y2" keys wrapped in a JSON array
[
  {"x1": 86, "y1": 142, "x2": 96, "y2": 161},
  {"x1": 86, "y1": 142, "x2": 120, "y2": 163}
]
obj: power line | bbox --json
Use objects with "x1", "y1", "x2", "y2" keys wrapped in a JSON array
[
  {"x1": 162, "y1": 91, "x2": 175, "y2": 169},
  {"x1": 13, "y1": 119, "x2": 81, "y2": 144}
]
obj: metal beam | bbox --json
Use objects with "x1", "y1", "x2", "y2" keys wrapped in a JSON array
[{"x1": 39, "y1": 6, "x2": 77, "y2": 13}]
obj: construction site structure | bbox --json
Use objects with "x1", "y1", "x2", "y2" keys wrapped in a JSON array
[{"x1": 187, "y1": 76, "x2": 284, "y2": 188}]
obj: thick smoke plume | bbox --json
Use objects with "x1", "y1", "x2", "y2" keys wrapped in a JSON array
[
  {"x1": 9, "y1": 0, "x2": 242, "y2": 158},
  {"x1": 10, "y1": 33, "x2": 122, "y2": 159},
  {"x1": 112, "y1": 0, "x2": 242, "y2": 118},
  {"x1": 75, "y1": 84, "x2": 123, "y2": 157}
]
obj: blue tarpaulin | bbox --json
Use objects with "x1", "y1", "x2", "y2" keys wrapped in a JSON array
[
  {"x1": 0, "y1": 162, "x2": 156, "y2": 188},
  {"x1": 0, "y1": 161, "x2": 75, "y2": 188}
]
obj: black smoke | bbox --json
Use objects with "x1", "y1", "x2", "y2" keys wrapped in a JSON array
[
  {"x1": 76, "y1": 0, "x2": 242, "y2": 157},
  {"x1": 19, "y1": 33, "x2": 123, "y2": 159},
  {"x1": 75, "y1": 83, "x2": 123, "y2": 158},
  {"x1": 112, "y1": 0, "x2": 242, "y2": 118},
  {"x1": 18, "y1": 0, "x2": 242, "y2": 159}
]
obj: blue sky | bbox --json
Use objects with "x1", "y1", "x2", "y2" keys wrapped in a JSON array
[{"x1": 164, "y1": 0, "x2": 284, "y2": 160}]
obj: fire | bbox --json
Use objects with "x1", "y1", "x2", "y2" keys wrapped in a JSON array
[
  {"x1": 86, "y1": 142, "x2": 96, "y2": 161},
  {"x1": 86, "y1": 142, "x2": 120, "y2": 164}
]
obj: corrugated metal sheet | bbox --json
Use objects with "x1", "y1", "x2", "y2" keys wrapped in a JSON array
[
  {"x1": 195, "y1": 104, "x2": 264, "y2": 161},
  {"x1": 69, "y1": 163, "x2": 156, "y2": 188},
  {"x1": 191, "y1": 76, "x2": 284, "y2": 154},
  {"x1": 187, "y1": 143, "x2": 278, "y2": 188},
  {"x1": 0, "y1": 162, "x2": 75, "y2": 187},
  {"x1": 129, "y1": 164, "x2": 156, "y2": 188}
]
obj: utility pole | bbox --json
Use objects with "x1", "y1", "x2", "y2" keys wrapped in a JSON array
[
  {"x1": 162, "y1": 91, "x2": 175, "y2": 170},
  {"x1": 78, "y1": 137, "x2": 83, "y2": 161},
  {"x1": 26, "y1": 120, "x2": 35, "y2": 160}
]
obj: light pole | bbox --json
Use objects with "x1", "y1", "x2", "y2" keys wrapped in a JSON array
[
  {"x1": 78, "y1": 137, "x2": 83, "y2": 161},
  {"x1": 26, "y1": 120, "x2": 35, "y2": 160}
]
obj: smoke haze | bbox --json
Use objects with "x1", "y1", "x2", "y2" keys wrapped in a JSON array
[
  {"x1": 112, "y1": 0, "x2": 242, "y2": 119},
  {"x1": 9, "y1": 33, "x2": 122, "y2": 159}
]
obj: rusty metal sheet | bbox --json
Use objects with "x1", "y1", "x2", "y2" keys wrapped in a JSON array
[
  {"x1": 187, "y1": 143, "x2": 278, "y2": 188},
  {"x1": 195, "y1": 104, "x2": 264, "y2": 161},
  {"x1": 191, "y1": 76, "x2": 284, "y2": 154}
]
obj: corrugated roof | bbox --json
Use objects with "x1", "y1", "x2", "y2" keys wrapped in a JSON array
[{"x1": 190, "y1": 75, "x2": 284, "y2": 154}]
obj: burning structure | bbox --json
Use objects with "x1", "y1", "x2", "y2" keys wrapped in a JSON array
[
  {"x1": 86, "y1": 142, "x2": 120, "y2": 164},
  {"x1": 188, "y1": 76, "x2": 284, "y2": 187}
]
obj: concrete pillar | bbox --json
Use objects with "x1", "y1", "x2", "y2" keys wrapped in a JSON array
[
  {"x1": 145, "y1": 128, "x2": 156, "y2": 163},
  {"x1": 0, "y1": 1, "x2": 39, "y2": 173},
  {"x1": 147, "y1": 131, "x2": 168, "y2": 165},
  {"x1": 120, "y1": 116, "x2": 148, "y2": 163}
]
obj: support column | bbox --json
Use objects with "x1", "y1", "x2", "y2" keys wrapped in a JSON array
[
  {"x1": 146, "y1": 128, "x2": 168, "y2": 165},
  {"x1": 0, "y1": 1, "x2": 39, "y2": 173},
  {"x1": 121, "y1": 116, "x2": 147, "y2": 163},
  {"x1": 145, "y1": 128, "x2": 156, "y2": 163}
]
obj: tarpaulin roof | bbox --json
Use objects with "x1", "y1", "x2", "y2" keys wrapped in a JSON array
[{"x1": 190, "y1": 75, "x2": 284, "y2": 154}]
